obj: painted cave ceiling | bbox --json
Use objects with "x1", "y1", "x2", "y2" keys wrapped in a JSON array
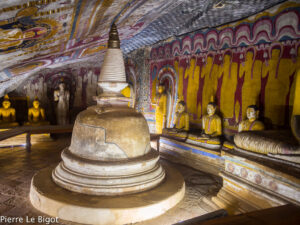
[{"x1": 0, "y1": 0, "x2": 288, "y2": 95}]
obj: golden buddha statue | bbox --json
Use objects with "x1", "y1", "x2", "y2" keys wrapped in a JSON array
[
  {"x1": 155, "y1": 84, "x2": 167, "y2": 134},
  {"x1": 0, "y1": 94, "x2": 18, "y2": 127},
  {"x1": 163, "y1": 100, "x2": 189, "y2": 139},
  {"x1": 25, "y1": 98, "x2": 50, "y2": 126},
  {"x1": 202, "y1": 102, "x2": 222, "y2": 138},
  {"x1": 238, "y1": 105, "x2": 264, "y2": 132}
]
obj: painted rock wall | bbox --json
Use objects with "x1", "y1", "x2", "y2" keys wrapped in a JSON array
[{"x1": 129, "y1": 2, "x2": 300, "y2": 133}]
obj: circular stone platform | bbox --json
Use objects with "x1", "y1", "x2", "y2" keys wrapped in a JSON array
[{"x1": 30, "y1": 163, "x2": 185, "y2": 225}]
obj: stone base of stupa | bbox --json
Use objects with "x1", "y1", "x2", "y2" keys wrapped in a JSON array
[{"x1": 29, "y1": 162, "x2": 185, "y2": 225}]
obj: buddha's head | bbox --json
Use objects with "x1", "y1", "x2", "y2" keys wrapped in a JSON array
[
  {"x1": 2, "y1": 100, "x2": 11, "y2": 109},
  {"x1": 271, "y1": 48, "x2": 280, "y2": 59},
  {"x1": 246, "y1": 105, "x2": 259, "y2": 121},
  {"x1": 207, "y1": 102, "x2": 217, "y2": 116},
  {"x1": 207, "y1": 56, "x2": 213, "y2": 65},
  {"x1": 246, "y1": 51, "x2": 254, "y2": 61},
  {"x1": 224, "y1": 54, "x2": 231, "y2": 64},
  {"x1": 177, "y1": 101, "x2": 186, "y2": 114},
  {"x1": 59, "y1": 82, "x2": 65, "y2": 91},
  {"x1": 2, "y1": 95, "x2": 11, "y2": 109},
  {"x1": 33, "y1": 100, "x2": 40, "y2": 109},
  {"x1": 157, "y1": 84, "x2": 165, "y2": 94}
]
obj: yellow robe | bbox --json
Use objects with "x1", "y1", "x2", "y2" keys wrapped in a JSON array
[
  {"x1": 174, "y1": 112, "x2": 189, "y2": 131},
  {"x1": 239, "y1": 119, "x2": 265, "y2": 131},
  {"x1": 202, "y1": 114, "x2": 222, "y2": 136}
]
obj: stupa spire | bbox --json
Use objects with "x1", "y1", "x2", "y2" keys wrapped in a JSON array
[
  {"x1": 98, "y1": 23, "x2": 127, "y2": 96},
  {"x1": 108, "y1": 23, "x2": 120, "y2": 49}
]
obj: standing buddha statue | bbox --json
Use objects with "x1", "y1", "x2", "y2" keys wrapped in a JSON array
[
  {"x1": 54, "y1": 82, "x2": 70, "y2": 125},
  {"x1": 238, "y1": 105, "x2": 264, "y2": 132},
  {"x1": 0, "y1": 94, "x2": 18, "y2": 127},
  {"x1": 155, "y1": 84, "x2": 167, "y2": 134}
]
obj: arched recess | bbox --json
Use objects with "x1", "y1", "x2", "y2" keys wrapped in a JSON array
[
  {"x1": 45, "y1": 71, "x2": 76, "y2": 123},
  {"x1": 157, "y1": 66, "x2": 178, "y2": 128}
]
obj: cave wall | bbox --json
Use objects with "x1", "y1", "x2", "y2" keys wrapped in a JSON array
[{"x1": 128, "y1": 2, "x2": 300, "y2": 133}]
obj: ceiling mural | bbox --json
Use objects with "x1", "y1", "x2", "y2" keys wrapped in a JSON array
[
  {"x1": 0, "y1": 0, "x2": 295, "y2": 96},
  {"x1": 0, "y1": 7, "x2": 58, "y2": 53}
]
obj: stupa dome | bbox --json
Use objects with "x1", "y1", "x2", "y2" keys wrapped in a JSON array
[
  {"x1": 69, "y1": 106, "x2": 151, "y2": 160},
  {"x1": 52, "y1": 105, "x2": 164, "y2": 195}
]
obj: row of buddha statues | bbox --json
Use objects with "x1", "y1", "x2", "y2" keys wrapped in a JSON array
[
  {"x1": 155, "y1": 84, "x2": 265, "y2": 140},
  {"x1": 168, "y1": 100, "x2": 263, "y2": 135},
  {"x1": 0, "y1": 92, "x2": 70, "y2": 128},
  {"x1": 0, "y1": 95, "x2": 49, "y2": 128}
]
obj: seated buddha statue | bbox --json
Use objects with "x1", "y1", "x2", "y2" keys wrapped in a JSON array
[
  {"x1": 154, "y1": 84, "x2": 167, "y2": 134},
  {"x1": 186, "y1": 102, "x2": 222, "y2": 149},
  {"x1": 173, "y1": 101, "x2": 189, "y2": 131},
  {"x1": 25, "y1": 98, "x2": 50, "y2": 126},
  {"x1": 201, "y1": 102, "x2": 222, "y2": 138},
  {"x1": 163, "y1": 101, "x2": 189, "y2": 139},
  {"x1": 0, "y1": 94, "x2": 19, "y2": 128},
  {"x1": 238, "y1": 105, "x2": 264, "y2": 132}
]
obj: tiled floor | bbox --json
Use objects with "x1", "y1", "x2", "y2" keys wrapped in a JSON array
[{"x1": 0, "y1": 136, "x2": 222, "y2": 225}]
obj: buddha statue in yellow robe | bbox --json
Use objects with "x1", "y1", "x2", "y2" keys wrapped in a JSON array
[
  {"x1": 238, "y1": 105, "x2": 264, "y2": 132},
  {"x1": 25, "y1": 98, "x2": 50, "y2": 126},
  {"x1": 155, "y1": 84, "x2": 167, "y2": 134},
  {"x1": 186, "y1": 102, "x2": 222, "y2": 148},
  {"x1": 163, "y1": 101, "x2": 189, "y2": 138},
  {"x1": 202, "y1": 102, "x2": 222, "y2": 138},
  {"x1": 0, "y1": 95, "x2": 18, "y2": 127},
  {"x1": 173, "y1": 101, "x2": 189, "y2": 131}
]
